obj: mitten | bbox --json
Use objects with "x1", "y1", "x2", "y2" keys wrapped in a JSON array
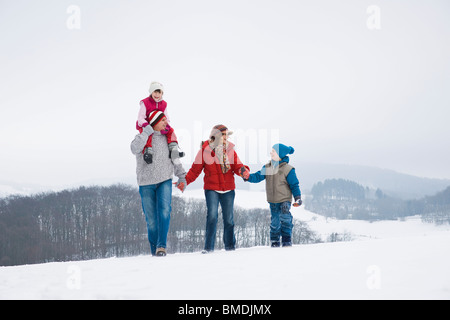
[
  {"x1": 143, "y1": 147, "x2": 153, "y2": 164},
  {"x1": 293, "y1": 196, "x2": 302, "y2": 207},
  {"x1": 143, "y1": 125, "x2": 154, "y2": 136},
  {"x1": 168, "y1": 142, "x2": 185, "y2": 159},
  {"x1": 175, "y1": 177, "x2": 187, "y2": 193}
]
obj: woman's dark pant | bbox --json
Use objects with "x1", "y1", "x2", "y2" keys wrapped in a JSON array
[{"x1": 204, "y1": 190, "x2": 236, "y2": 251}]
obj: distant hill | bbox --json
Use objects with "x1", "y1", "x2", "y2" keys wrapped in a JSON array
[{"x1": 291, "y1": 162, "x2": 450, "y2": 200}]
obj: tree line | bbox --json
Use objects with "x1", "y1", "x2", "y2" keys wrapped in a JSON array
[
  {"x1": 306, "y1": 179, "x2": 450, "y2": 223},
  {"x1": 419, "y1": 186, "x2": 450, "y2": 225},
  {"x1": 0, "y1": 184, "x2": 319, "y2": 266}
]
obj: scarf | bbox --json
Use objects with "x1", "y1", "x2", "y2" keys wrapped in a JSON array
[{"x1": 211, "y1": 141, "x2": 231, "y2": 174}]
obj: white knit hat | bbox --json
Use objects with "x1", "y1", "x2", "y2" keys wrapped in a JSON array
[{"x1": 149, "y1": 81, "x2": 164, "y2": 95}]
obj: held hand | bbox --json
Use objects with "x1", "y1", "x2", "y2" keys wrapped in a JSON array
[
  {"x1": 177, "y1": 182, "x2": 186, "y2": 192},
  {"x1": 174, "y1": 178, "x2": 186, "y2": 193},
  {"x1": 240, "y1": 166, "x2": 250, "y2": 180}
]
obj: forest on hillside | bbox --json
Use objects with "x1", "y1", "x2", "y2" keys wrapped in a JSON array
[
  {"x1": 306, "y1": 179, "x2": 450, "y2": 224},
  {"x1": 4, "y1": 179, "x2": 447, "y2": 267},
  {"x1": 0, "y1": 184, "x2": 319, "y2": 266}
]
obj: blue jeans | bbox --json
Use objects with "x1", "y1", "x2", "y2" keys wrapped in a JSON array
[
  {"x1": 139, "y1": 179, "x2": 172, "y2": 255},
  {"x1": 204, "y1": 190, "x2": 236, "y2": 251},
  {"x1": 269, "y1": 202, "x2": 293, "y2": 242}
]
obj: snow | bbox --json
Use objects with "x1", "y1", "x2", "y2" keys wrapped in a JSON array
[{"x1": 1, "y1": 190, "x2": 450, "y2": 300}]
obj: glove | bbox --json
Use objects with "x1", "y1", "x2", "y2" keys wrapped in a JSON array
[
  {"x1": 239, "y1": 166, "x2": 250, "y2": 180},
  {"x1": 293, "y1": 196, "x2": 302, "y2": 207},
  {"x1": 168, "y1": 142, "x2": 179, "y2": 160},
  {"x1": 168, "y1": 142, "x2": 185, "y2": 160},
  {"x1": 175, "y1": 177, "x2": 186, "y2": 193},
  {"x1": 143, "y1": 147, "x2": 153, "y2": 164}
]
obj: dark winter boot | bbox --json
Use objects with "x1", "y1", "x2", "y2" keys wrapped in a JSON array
[
  {"x1": 282, "y1": 236, "x2": 292, "y2": 247},
  {"x1": 271, "y1": 241, "x2": 281, "y2": 248},
  {"x1": 143, "y1": 147, "x2": 153, "y2": 164}
]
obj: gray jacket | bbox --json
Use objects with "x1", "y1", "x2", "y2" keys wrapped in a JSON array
[{"x1": 130, "y1": 126, "x2": 186, "y2": 186}]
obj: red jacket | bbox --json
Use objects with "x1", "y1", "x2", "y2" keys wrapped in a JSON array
[{"x1": 186, "y1": 141, "x2": 249, "y2": 191}]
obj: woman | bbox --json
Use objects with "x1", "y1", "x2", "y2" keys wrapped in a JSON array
[{"x1": 184, "y1": 124, "x2": 249, "y2": 253}]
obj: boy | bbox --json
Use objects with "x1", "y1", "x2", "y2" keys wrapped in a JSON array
[{"x1": 244, "y1": 143, "x2": 302, "y2": 247}]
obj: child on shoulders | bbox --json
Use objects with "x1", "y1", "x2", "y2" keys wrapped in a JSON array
[{"x1": 136, "y1": 81, "x2": 182, "y2": 164}]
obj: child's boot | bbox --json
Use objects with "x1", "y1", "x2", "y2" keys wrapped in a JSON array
[
  {"x1": 282, "y1": 236, "x2": 292, "y2": 247},
  {"x1": 143, "y1": 147, "x2": 153, "y2": 164},
  {"x1": 271, "y1": 240, "x2": 281, "y2": 248}
]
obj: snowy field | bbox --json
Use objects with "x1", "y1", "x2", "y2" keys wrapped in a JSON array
[{"x1": 1, "y1": 190, "x2": 449, "y2": 300}]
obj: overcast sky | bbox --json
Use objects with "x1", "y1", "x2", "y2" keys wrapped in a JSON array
[{"x1": 1, "y1": 0, "x2": 450, "y2": 187}]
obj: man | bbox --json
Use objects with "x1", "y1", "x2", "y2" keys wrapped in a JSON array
[{"x1": 130, "y1": 110, "x2": 186, "y2": 256}]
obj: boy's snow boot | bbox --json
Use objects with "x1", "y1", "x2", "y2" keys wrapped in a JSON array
[
  {"x1": 282, "y1": 236, "x2": 292, "y2": 247},
  {"x1": 271, "y1": 241, "x2": 281, "y2": 248},
  {"x1": 156, "y1": 247, "x2": 166, "y2": 256},
  {"x1": 143, "y1": 147, "x2": 153, "y2": 164}
]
